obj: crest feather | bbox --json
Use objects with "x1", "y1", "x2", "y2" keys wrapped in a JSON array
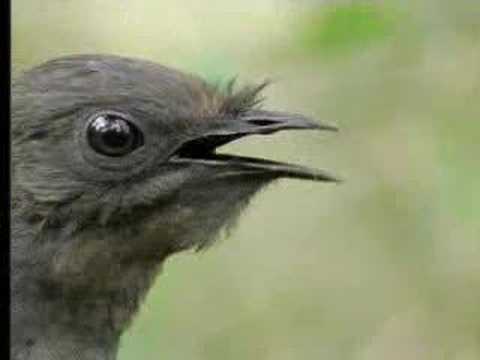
[{"x1": 219, "y1": 78, "x2": 270, "y2": 116}]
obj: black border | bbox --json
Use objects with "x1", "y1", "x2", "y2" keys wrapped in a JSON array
[{"x1": 1, "y1": 0, "x2": 11, "y2": 358}]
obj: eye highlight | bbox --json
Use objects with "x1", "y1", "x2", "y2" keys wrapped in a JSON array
[{"x1": 86, "y1": 112, "x2": 144, "y2": 157}]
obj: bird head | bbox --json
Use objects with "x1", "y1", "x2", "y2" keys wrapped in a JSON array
[{"x1": 12, "y1": 54, "x2": 337, "y2": 304}]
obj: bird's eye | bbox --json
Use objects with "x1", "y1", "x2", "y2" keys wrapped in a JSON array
[{"x1": 87, "y1": 112, "x2": 144, "y2": 157}]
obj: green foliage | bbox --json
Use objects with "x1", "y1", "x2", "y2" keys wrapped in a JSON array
[{"x1": 299, "y1": 4, "x2": 398, "y2": 57}]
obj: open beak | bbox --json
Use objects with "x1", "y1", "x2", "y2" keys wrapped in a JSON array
[{"x1": 169, "y1": 109, "x2": 339, "y2": 182}]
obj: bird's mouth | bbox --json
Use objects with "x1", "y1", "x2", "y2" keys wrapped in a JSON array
[{"x1": 169, "y1": 110, "x2": 339, "y2": 182}]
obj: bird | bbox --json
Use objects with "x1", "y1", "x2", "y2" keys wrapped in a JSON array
[{"x1": 11, "y1": 54, "x2": 338, "y2": 360}]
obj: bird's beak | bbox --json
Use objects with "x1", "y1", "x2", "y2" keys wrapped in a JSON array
[{"x1": 168, "y1": 109, "x2": 339, "y2": 182}]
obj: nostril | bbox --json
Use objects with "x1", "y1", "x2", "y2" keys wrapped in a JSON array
[{"x1": 247, "y1": 119, "x2": 278, "y2": 126}]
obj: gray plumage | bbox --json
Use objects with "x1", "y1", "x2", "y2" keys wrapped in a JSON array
[{"x1": 12, "y1": 54, "x2": 337, "y2": 360}]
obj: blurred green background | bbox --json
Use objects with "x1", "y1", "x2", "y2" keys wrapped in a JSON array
[{"x1": 13, "y1": 0, "x2": 480, "y2": 359}]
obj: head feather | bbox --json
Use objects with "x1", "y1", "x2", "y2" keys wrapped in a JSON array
[{"x1": 218, "y1": 78, "x2": 270, "y2": 116}]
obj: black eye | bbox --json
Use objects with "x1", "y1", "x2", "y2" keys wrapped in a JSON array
[{"x1": 87, "y1": 112, "x2": 144, "y2": 157}]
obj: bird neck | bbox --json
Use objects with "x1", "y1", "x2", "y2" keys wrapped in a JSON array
[
  {"x1": 11, "y1": 211, "x2": 163, "y2": 360},
  {"x1": 12, "y1": 287, "x2": 123, "y2": 360},
  {"x1": 11, "y1": 259, "x2": 159, "y2": 360}
]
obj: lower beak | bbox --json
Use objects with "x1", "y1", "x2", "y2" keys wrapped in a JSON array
[{"x1": 168, "y1": 109, "x2": 339, "y2": 182}]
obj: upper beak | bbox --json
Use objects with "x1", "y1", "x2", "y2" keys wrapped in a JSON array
[{"x1": 169, "y1": 109, "x2": 339, "y2": 182}]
